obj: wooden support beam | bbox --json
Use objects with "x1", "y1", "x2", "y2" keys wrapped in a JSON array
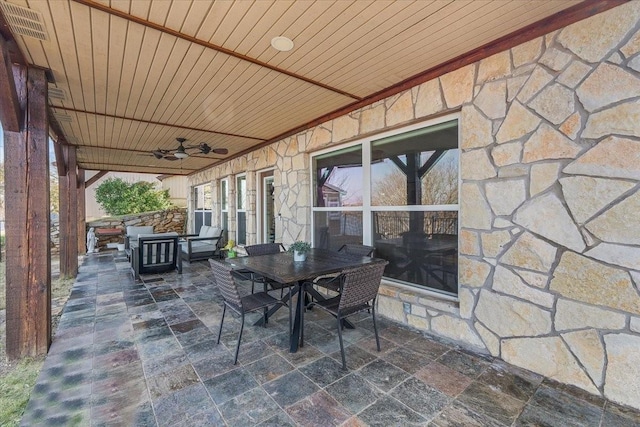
[
  {"x1": 59, "y1": 145, "x2": 79, "y2": 278},
  {"x1": 85, "y1": 170, "x2": 108, "y2": 188},
  {"x1": 77, "y1": 169, "x2": 86, "y2": 254},
  {"x1": 0, "y1": 36, "x2": 21, "y2": 131},
  {"x1": 5, "y1": 66, "x2": 51, "y2": 359},
  {"x1": 52, "y1": 138, "x2": 67, "y2": 176}
]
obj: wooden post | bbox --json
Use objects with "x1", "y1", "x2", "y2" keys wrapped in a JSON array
[
  {"x1": 59, "y1": 145, "x2": 78, "y2": 278},
  {"x1": 5, "y1": 66, "x2": 51, "y2": 358},
  {"x1": 77, "y1": 168, "x2": 86, "y2": 255}
]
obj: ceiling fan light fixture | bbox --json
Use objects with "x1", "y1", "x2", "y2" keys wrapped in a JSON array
[
  {"x1": 271, "y1": 36, "x2": 294, "y2": 52},
  {"x1": 174, "y1": 151, "x2": 189, "y2": 159}
]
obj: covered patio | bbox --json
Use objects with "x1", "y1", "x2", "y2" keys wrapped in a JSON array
[
  {"x1": 2, "y1": 0, "x2": 640, "y2": 423},
  {"x1": 20, "y1": 252, "x2": 640, "y2": 426}
]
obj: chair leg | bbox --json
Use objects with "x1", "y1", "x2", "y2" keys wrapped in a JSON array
[
  {"x1": 337, "y1": 315, "x2": 347, "y2": 369},
  {"x1": 288, "y1": 287, "x2": 293, "y2": 336},
  {"x1": 372, "y1": 303, "x2": 381, "y2": 352},
  {"x1": 234, "y1": 313, "x2": 245, "y2": 365},
  {"x1": 217, "y1": 304, "x2": 227, "y2": 344},
  {"x1": 263, "y1": 307, "x2": 268, "y2": 327}
]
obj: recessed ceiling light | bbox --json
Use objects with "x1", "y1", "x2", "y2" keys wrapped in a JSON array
[{"x1": 271, "y1": 36, "x2": 294, "y2": 52}]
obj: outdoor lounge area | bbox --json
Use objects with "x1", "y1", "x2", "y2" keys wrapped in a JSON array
[{"x1": 20, "y1": 252, "x2": 640, "y2": 426}]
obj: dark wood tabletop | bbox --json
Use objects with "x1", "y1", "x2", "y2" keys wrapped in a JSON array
[{"x1": 225, "y1": 248, "x2": 377, "y2": 284}]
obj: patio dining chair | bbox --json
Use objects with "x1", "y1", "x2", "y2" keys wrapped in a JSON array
[
  {"x1": 209, "y1": 259, "x2": 291, "y2": 365},
  {"x1": 306, "y1": 260, "x2": 388, "y2": 369},
  {"x1": 314, "y1": 244, "x2": 375, "y2": 294},
  {"x1": 233, "y1": 243, "x2": 287, "y2": 294}
]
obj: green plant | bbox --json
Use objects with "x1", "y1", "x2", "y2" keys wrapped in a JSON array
[
  {"x1": 95, "y1": 178, "x2": 172, "y2": 215},
  {"x1": 287, "y1": 241, "x2": 311, "y2": 254}
]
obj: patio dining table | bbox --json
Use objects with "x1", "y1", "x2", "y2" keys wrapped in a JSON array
[{"x1": 226, "y1": 248, "x2": 378, "y2": 352}]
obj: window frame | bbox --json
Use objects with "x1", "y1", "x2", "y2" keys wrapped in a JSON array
[
  {"x1": 220, "y1": 178, "x2": 229, "y2": 241},
  {"x1": 310, "y1": 113, "x2": 460, "y2": 297},
  {"x1": 235, "y1": 174, "x2": 247, "y2": 245},
  {"x1": 193, "y1": 183, "x2": 213, "y2": 232}
]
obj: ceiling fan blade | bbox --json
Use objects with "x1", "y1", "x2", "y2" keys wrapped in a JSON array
[
  {"x1": 152, "y1": 150, "x2": 164, "y2": 159},
  {"x1": 164, "y1": 155, "x2": 179, "y2": 161},
  {"x1": 212, "y1": 148, "x2": 228, "y2": 155}
]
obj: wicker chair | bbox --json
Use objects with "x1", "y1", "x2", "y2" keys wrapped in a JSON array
[
  {"x1": 306, "y1": 260, "x2": 388, "y2": 369},
  {"x1": 314, "y1": 244, "x2": 375, "y2": 293},
  {"x1": 209, "y1": 259, "x2": 290, "y2": 365},
  {"x1": 233, "y1": 243, "x2": 286, "y2": 294}
]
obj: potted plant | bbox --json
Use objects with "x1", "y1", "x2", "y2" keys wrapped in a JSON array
[
  {"x1": 223, "y1": 239, "x2": 237, "y2": 258},
  {"x1": 288, "y1": 241, "x2": 311, "y2": 262}
]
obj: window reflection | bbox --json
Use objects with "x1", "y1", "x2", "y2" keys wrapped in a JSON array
[
  {"x1": 313, "y1": 211, "x2": 363, "y2": 251},
  {"x1": 372, "y1": 120, "x2": 458, "y2": 206},
  {"x1": 314, "y1": 146, "x2": 363, "y2": 207},
  {"x1": 373, "y1": 211, "x2": 458, "y2": 296}
]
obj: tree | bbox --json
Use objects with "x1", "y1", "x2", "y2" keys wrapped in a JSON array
[{"x1": 95, "y1": 178, "x2": 172, "y2": 215}]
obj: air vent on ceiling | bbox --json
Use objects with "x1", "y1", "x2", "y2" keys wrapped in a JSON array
[
  {"x1": 0, "y1": 1, "x2": 48, "y2": 41},
  {"x1": 48, "y1": 87, "x2": 66, "y2": 101},
  {"x1": 52, "y1": 113, "x2": 72, "y2": 123}
]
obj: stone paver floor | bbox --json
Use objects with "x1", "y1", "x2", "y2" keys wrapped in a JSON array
[{"x1": 21, "y1": 251, "x2": 640, "y2": 426}]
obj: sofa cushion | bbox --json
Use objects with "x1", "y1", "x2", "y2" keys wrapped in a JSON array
[
  {"x1": 198, "y1": 225, "x2": 211, "y2": 238},
  {"x1": 207, "y1": 227, "x2": 221, "y2": 238},
  {"x1": 127, "y1": 226, "x2": 154, "y2": 237},
  {"x1": 138, "y1": 232, "x2": 178, "y2": 239},
  {"x1": 182, "y1": 240, "x2": 215, "y2": 254}
]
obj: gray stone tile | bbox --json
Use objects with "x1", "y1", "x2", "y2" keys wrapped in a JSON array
[
  {"x1": 152, "y1": 383, "x2": 214, "y2": 426},
  {"x1": 219, "y1": 387, "x2": 282, "y2": 425},
  {"x1": 147, "y1": 363, "x2": 200, "y2": 400},
  {"x1": 457, "y1": 381, "x2": 527, "y2": 425},
  {"x1": 391, "y1": 377, "x2": 451, "y2": 420},
  {"x1": 286, "y1": 391, "x2": 351, "y2": 427},
  {"x1": 437, "y1": 349, "x2": 490, "y2": 378},
  {"x1": 381, "y1": 347, "x2": 429, "y2": 374},
  {"x1": 477, "y1": 361, "x2": 543, "y2": 402},
  {"x1": 203, "y1": 368, "x2": 259, "y2": 405},
  {"x1": 602, "y1": 402, "x2": 640, "y2": 427},
  {"x1": 329, "y1": 344, "x2": 377, "y2": 370},
  {"x1": 431, "y1": 401, "x2": 507, "y2": 427},
  {"x1": 358, "y1": 359, "x2": 411, "y2": 392},
  {"x1": 325, "y1": 372, "x2": 383, "y2": 414},
  {"x1": 299, "y1": 356, "x2": 349, "y2": 387},
  {"x1": 257, "y1": 411, "x2": 297, "y2": 427},
  {"x1": 191, "y1": 351, "x2": 238, "y2": 381},
  {"x1": 527, "y1": 384, "x2": 603, "y2": 427},
  {"x1": 246, "y1": 353, "x2": 295, "y2": 384},
  {"x1": 262, "y1": 370, "x2": 320, "y2": 407},
  {"x1": 358, "y1": 395, "x2": 426, "y2": 426}
]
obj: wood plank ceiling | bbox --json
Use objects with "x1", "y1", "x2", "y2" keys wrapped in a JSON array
[{"x1": 0, "y1": 0, "x2": 598, "y2": 175}]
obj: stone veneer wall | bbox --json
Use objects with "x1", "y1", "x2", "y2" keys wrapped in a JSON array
[
  {"x1": 190, "y1": 4, "x2": 640, "y2": 409},
  {"x1": 85, "y1": 207, "x2": 187, "y2": 250}
]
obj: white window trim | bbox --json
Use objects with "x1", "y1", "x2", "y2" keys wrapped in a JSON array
[{"x1": 310, "y1": 112, "x2": 461, "y2": 298}]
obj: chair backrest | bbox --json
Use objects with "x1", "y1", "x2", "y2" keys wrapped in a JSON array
[
  {"x1": 136, "y1": 234, "x2": 179, "y2": 273},
  {"x1": 126, "y1": 225, "x2": 154, "y2": 243},
  {"x1": 339, "y1": 260, "x2": 388, "y2": 313},
  {"x1": 198, "y1": 225, "x2": 223, "y2": 239},
  {"x1": 209, "y1": 259, "x2": 242, "y2": 311},
  {"x1": 245, "y1": 243, "x2": 284, "y2": 256},
  {"x1": 338, "y1": 244, "x2": 375, "y2": 257}
]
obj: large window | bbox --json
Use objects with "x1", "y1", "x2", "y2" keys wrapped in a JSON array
[
  {"x1": 236, "y1": 174, "x2": 247, "y2": 245},
  {"x1": 312, "y1": 117, "x2": 459, "y2": 296},
  {"x1": 193, "y1": 183, "x2": 212, "y2": 232}
]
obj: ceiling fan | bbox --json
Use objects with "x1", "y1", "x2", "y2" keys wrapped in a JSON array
[{"x1": 147, "y1": 137, "x2": 228, "y2": 161}]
